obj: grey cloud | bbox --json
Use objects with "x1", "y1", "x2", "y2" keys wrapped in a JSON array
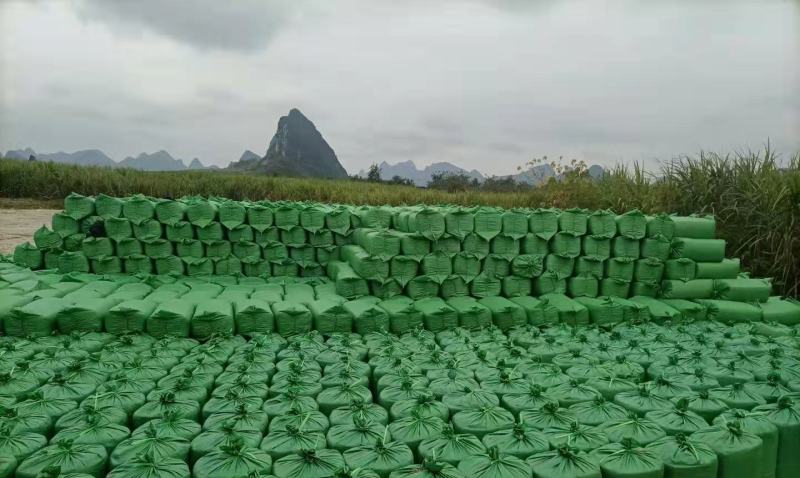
[{"x1": 75, "y1": 0, "x2": 307, "y2": 51}]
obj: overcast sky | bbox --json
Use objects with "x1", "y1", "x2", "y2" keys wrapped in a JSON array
[{"x1": 1, "y1": 0, "x2": 798, "y2": 174}]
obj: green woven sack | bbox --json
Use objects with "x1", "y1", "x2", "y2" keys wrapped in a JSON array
[
  {"x1": 124, "y1": 255, "x2": 152, "y2": 274},
  {"x1": 510, "y1": 254, "x2": 544, "y2": 279},
  {"x1": 354, "y1": 230, "x2": 401, "y2": 259},
  {"x1": 752, "y1": 397, "x2": 800, "y2": 478},
  {"x1": 154, "y1": 199, "x2": 188, "y2": 225},
  {"x1": 634, "y1": 258, "x2": 664, "y2": 283},
  {"x1": 445, "y1": 208, "x2": 475, "y2": 239},
  {"x1": 418, "y1": 424, "x2": 486, "y2": 466},
  {"x1": 612, "y1": 236, "x2": 640, "y2": 259},
  {"x1": 414, "y1": 298, "x2": 457, "y2": 332},
  {"x1": 147, "y1": 300, "x2": 194, "y2": 337},
  {"x1": 64, "y1": 193, "x2": 96, "y2": 220},
  {"x1": 714, "y1": 278, "x2": 771, "y2": 302},
  {"x1": 446, "y1": 296, "x2": 492, "y2": 329},
  {"x1": 545, "y1": 254, "x2": 574, "y2": 279},
  {"x1": 272, "y1": 449, "x2": 345, "y2": 478},
  {"x1": 543, "y1": 422, "x2": 609, "y2": 452},
  {"x1": 398, "y1": 233, "x2": 431, "y2": 260},
  {"x1": 575, "y1": 256, "x2": 604, "y2": 279},
  {"x1": 551, "y1": 232, "x2": 581, "y2": 258},
  {"x1": 235, "y1": 300, "x2": 275, "y2": 335},
  {"x1": 758, "y1": 298, "x2": 800, "y2": 325},
  {"x1": 502, "y1": 210, "x2": 529, "y2": 239},
  {"x1": 343, "y1": 439, "x2": 414, "y2": 476},
  {"x1": 407, "y1": 208, "x2": 447, "y2": 241},
  {"x1": 527, "y1": 448, "x2": 601, "y2": 478},
  {"x1": 658, "y1": 299, "x2": 707, "y2": 320},
  {"x1": 532, "y1": 272, "x2": 567, "y2": 296},
  {"x1": 696, "y1": 258, "x2": 740, "y2": 279},
  {"x1": 308, "y1": 298, "x2": 352, "y2": 335},
  {"x1": 43, "y1": 250, "x2": 62, "y2": 270},
  {"x1": 491, "y1": 235, "x2": 520, "y2": 258},
  {"x1": 182, "y1": 257, "x2": 212, "y2": 276},
  {"x1": 106, "y1": 300, "x2": 157, "y2": 334},
  {"x1": 57, "y1": 298, "x2": 116, "y2": 333},
  {"x1": 263, "y1": 243, "x2": 289, "y2": 263},
  {"x1": 422, "y1": 251, "x2": 453, "y2": 284},
  {"x1": 530, "y1": 209, "x2": 560, "y2": 240},
  {"x1": 328, "y1": 262, "x2": 369, "y2": 299},
  {"x1": 271, "y1": 301, "x2": 312, "y2": 336},
  {"x1": 660, "y1": 279, "x2": 714, "y2": 300},
  {"x1": 186, "y1": 199, "x2": 219, "y2": 228},
  {"x1": 325, "y1": 207, "x2": 352, "y2": 235},
  {"x1": 451, "y1": 253, "x2": 480, "y2": 282},
  {"x1": 174, "y1": 239, "x2": 203, "y2": 258},
  {"x1": 474, "y1": 208, "x2": 503, "y2": 241},
  {"x1": 615, "y1": 210, "x2": 647, "y2": 240},
  {"x1": 280, "y1": 227, "x2": 307, "y2": 247},
  {"x1": 646, "y1": 214, "x2": 675, "y2": 240},
  {"x1": 664, "y1": 258, "x2": 696, "y2": 281},
  {"x1": 646, "y1": 434, "x2": 718, "y2": 478},
  {"x1": 502, "y1": 275, "x2": 532, "y2": 297},
  {"x1": 103, "y1": 218, "x2": 132, "y2": 242},
  {"x1": 478, "y1": 296, "x2": 526, "y2": 329},
  {"x1": 132, "y1": 219, "x2": 162, "y2": 241},
  {"x1": 671, "y1": 215, "x2": 716, "y2": 239},
  {"x1": 605, "y1": 257, "x2": 634, "y2": 281},
  {"x1": 691, "y1": 424, "x2": 764, "y2": 478},
  {"x1": 470, "y1": 273, "x2": 502, "y2": 298},
  {"x1": 378, "y1": 296, "x2": 424, "y2": 333},
  {"x1": 457, "y1": 447, "x2": 531, "y2": 478},
  {"x1": 590, "y1": 440, "x2": 664, "y2": 478},
  {"x1": 270, "y1": 258, "x2": 297, "y2": 277},
  {"x1": 197, "y1": 223, "x2": 224, "y2": 242},
  {"x1": 191, "y1": 300, "x2": 234, "y2": 338},
  {"x1": 671, "y1": 238, "x2": 725, "y2": 262},
  {"x1": 107, "y1": 454, "x2": 189, "y2": 478},
  {"x1": 114, "y1": 238, "x2": 140, "y2": 258},
  {"x1": 52, "y1": 213, "x2": 80, "y2": 238},
  {"x1": 34, "y1": 226, "x2": 63, "y2": 250},
  {"x1": 567, "y1": 275, "x2": 598, "y2": 298},
  {"x1": 407, "y1": 276, "x2": 440, "y2": 300},
  {"x1": 559, "y1": 208, "x2": 589, "y2": 236},
  {"x1": 228, "y1": 224, "x2": 254, "y2": 243},
  {"x1": 163, "y1": 221, "x2": 193, "y2": 242},
  {"x1": 246, "y1": 203, "x2": 273, "y2": 232},
  {"x1": 341, "y1": 246, "x2": 389, "y2": 281},
  {"x1": 63, "y1": 233, "x2": 85, "y2": 252},
  {"x1": 13, "y1": 243, "x2": 42, "y2": 269},
  {"x1": 641, "y1": 235, "x2": 671, "y2": 261},
  {"x1": 58, "y1": 252, "x2": 90, "y2": 273},
  {"x1": 344, "y1": 298, "x2": 390, "y2": 334},
  {"x1": 193, "y1": 441, "x2": 273, "y2": 478},
  {"x1": 122, "y1": 195, "x2": 155, "y2": 225},
  {"x1": 588, "y1": 210, "x2": 617, "y2": 238},
  {"x1": 582, "y1": 236, "x2": 611, "y2": 259},
  {"x1": 628, "y1": 296, "x2": 681, "y2": 323},
  {"x1": 16, "y1": 441, "x2": 107, "y2": 478},
  {"x1": 95, "y1": 194, "x2": 124, "y2": 219},
  {"x1": 713, "y1": 410, "x2": 777, "y2": 478},
  {"x1": 522, "y1": 234, "x2": 550, "y2": 255},
  {"x1": 144, "y1": 239, "x2": 173, "y2": 259},
  {"x1": 432, "y1": 237, "x2": 460, "y2": 257},
  {"x1": 233, "y1": 241, "x2": 262, "y2": 262},
  {"x1": 464, "y1": 233, "x2": 490, "y2": 258},
  {"x1": 155, "y1": 256, "x2": 184, "y2": 275},
  {"x1": 218, "y1": 201, "x2": 246, "y2": 229}
]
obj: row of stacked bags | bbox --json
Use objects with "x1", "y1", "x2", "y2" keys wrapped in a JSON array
[{"x1": 0, "y1": 321, "x2": 798, "y2": 478}]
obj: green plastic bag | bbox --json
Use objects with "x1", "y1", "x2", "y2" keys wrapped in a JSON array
[
  {"x1": 192, "y1": 299, "x2": 235, "y2": 338},
  {"x1": 271, "y1": 301, "x2": 312, "y2": 336},
  {"x1": 713, "y1": 409, "x2": 778, "y2": 478},
  {"x1": 753, "y1": 397, "x2": 800, "y2": 478},
  {"x1": 714, "y1": 278, "x2": 771, "y2": 303},
  {"x1": 147, "y1": 300, "x2": 194, "y2": 337},
  {"x1": 640, "y1": 235, "x2": 671, "y2": 261},
  {"x1": 95, "y1": 194, "x2": 124, "y2": 219},
  {"x1": 588, "y1": 210, "x2": 617, "y2": 238},
  {"x1": 692, "y1": 423, "x2": 764, "y2": 478},
  {"x1": 272, "y1": 449, "x2": 345, "y2": 478},
  {"x1": 696, "y1": 259, "x2": 740, "y2": 279},
  {"x1": 417, "y1": 423, "x2": 486, "y2": 465},
  {"x1": 16, "y1": 441, "x2": 107, "y2": 478},
  {"x1": 671, "y1": 215, "x2": 716, "y2": 239},
  {"x1": 58, "y1": 252, "x2": 90, "y2": 273},
  {"x1": 646, "y1": 434, "x2": 718, "y2": 478},
  {"x1": 193, "y1": 440, "x2": 273, "y2": 478},
  {"x1": 13, "y1": 243, "x2": 42, "y2": 269},
  {"x1": 457, "y1": 447, "x2": 532, "y2": 478},
  {"x1": 591, "y1": 439, "x2": 664, "y2": 478},
  {"x1": 671, "y1": 238, "x2": 725, "y2": 262},
  {"x1": 615, "y1": 210, "x2": 647, "y2": 239},
  {"x1": 107, "y1": 453, "x2": 189, "y2": 478},
  {"x1": 660, "y1": 279, "x2": 714, "y2": 300},
  {"x1": 474, "y1": 208, "x2": 503, "y2": 241},
  {"x1": 582, "y1": 236, "x2": 611, "y2": 260},
  {"x1": 52, "y1": 212, "x2": 80, "y2": 238},
  {"x1": 155, "y1": 199, "x2": 188, "y2": 226},
  {"x1": 343, "y1": 439, "x2": 414, "y2": 477},
  {"x1": 527, "y1": 448, "x2": 600, "y2": 478},
  {"x1": 247, "y1": 204, "x2": 274, "y2": 232},
  {"x1": 6, "y1": 297, "x2": 66, "y2": 337},
  {"x1": 482, "y1": 423, "x2": 548, "y2": 459},
  {"x1": 33, "y1": 226, "x2": 63, "y2": 250}
]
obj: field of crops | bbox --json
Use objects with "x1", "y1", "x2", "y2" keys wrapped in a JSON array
[{"x1": 1, "y1": 192, "x2": 799, "y2": 478}]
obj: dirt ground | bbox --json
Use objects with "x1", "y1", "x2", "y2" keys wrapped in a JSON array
[{"x1": 0, "y1": 209, "x2": 60, "y2": 254}]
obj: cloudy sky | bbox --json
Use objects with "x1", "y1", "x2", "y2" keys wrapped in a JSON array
[{"x1": 1, "y1": 0, "x2": 798, "y2": 174}]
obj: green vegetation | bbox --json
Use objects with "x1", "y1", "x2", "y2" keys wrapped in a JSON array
[{"x1": 1, "y1": 147, "x2": 798, "y2": 295}]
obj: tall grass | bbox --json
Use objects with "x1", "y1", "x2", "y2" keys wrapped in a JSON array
[{"x1": 1, "y1": 149, "x2": 798, "y2": 295}]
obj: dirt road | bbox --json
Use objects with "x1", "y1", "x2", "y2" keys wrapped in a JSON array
[{"x1": 0, "y1": 209, "x2": 59, "y2": 254}]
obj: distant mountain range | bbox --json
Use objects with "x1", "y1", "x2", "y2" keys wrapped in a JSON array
[
  {"x1": 3, "y1": 147, "x2": 214, "y2": 171},
  {"x1": 359, "y1": 160, "x2": 605, "y2": 186}
]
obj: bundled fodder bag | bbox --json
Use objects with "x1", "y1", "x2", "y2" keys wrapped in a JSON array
[
  {"x1": 444, "y1": 207, "x2": 474, "y2": 239},
  {"x1": 57, "y1": 298, "x2": 117, "y2": 333},
  {"x1": 753, "y1": 396, "x2": 800, "y2": 478},
  {"x1": 447, "y1": 296, "x2": 492, "y2": 330},
  {"x1": 567, "y1": 275, "x2": 598, "y2": 298},
  {"x1": 527, "y1": 448, "x2": 601, "y2": 478},
  {"x1": 611, "y1": 236, "x2": 640, "y2": 259},
  {"x1": 153, "y1": 198, "x2": 187, "y2": 226},
  {"x1": 714, "y1": 277, "x2": 772, "y2": 302},
  {"x1": 472, "y1": 208, "x2": 502, "y2": 241},
  {"x1": 16, "y1": 441, "x2": 107, "y2": 478},
  {"x1": 526, "y1": 208, "x2": 557, "y2": 241},
  {"x1": 107, "y1": 454, "x2": 189, "y2": 478},
  {"x1": 95, "y1": 193, "x2": 123, "y2": 219},
  {"x1": 692, "y1": 423, "x2": 765, "y2": 478},
  {"x1": 192, "y1": 440, "x2": 273, "y2": 478},
  {"x1": 245, "y1": 203, "x2": 273, "y2": 232},
  {"x1": 694, "y1": 257, "x2": 740, "y2": 279},
  {"x1": 671, "y1": 214, "x2": 716, "y2": 239},
  {"x1": 258, "y1": 426, "x2": 325, "y2": 461},
  {"x1": 216, "y1": 200, "x2": 246, "y2": 230},
  {"x1": 640, "y1": 235, "x2": 671, "y2": 261},
  {"x1": 627, "y1": 296, "x2": 681, "y2": 323},
  {"x1": 144, "y1": 239, "x2": 173, "y2": 259},
  {"x1": 308, "y1": 298, "x2": 352, "y2": 335},
  {"x1": 271, "y1": 301, "x2": 312, "y2": 336},
  {"x1": 695, "y1": 299, "x2": 762, "y2": 323},
  {"x1": 234, "y1": 300, "x2": 275, "y2": 335},
  {"x1": 558, "y1": 209, "x2": 588, "y2": 236},
  {"x1": 58, "y1": 252, "x2": 90, "y2": 273},
  {"x1": 664, "y1": 258, "x2": 696, "y2": 280},
  {"x1": 121, "y1": 195, "x2": 155, "y2": 225},
  {"x1": 417, "y1": 423, "x2": 486, "y2": 465},
  {"x1": 64, "y1": 193, "x2": 96, "y2": 220},
  {"x1": 511, "y1": 254, "x2": 544, "y2": 279},
  {"x1": 453, "y1": 447, "x2": 530, "y2": 478},
  {"x1": 353, "y1": 229, "x2": 400, "y2": 259},
  {"x1": 186, "y1": 198, "x2": 219, "y2": 228},
  {"x1": 5, "y1": 297, "x2": 67, "y2": 336},
  {"x1": 634, "y1": 258, "x2": 664, "y2": 283},
  {"x1": 341, "y1": 246, "x2": 389, "y2": 282},
  {"x1": 588, "y1": 210, "x2": 617, "y2": 238},
  {"x1": 477, "y1": 296, "x2": 526, "y2": 330},
  {"x1": 646, "y1": 434, "x2": 718, "y2": 478},
  {"x1": 155, "y1": 256, "x2": 184, "y2": 276},
  {"x1": 757, "y1": 297, "x2": 800, "y2": 325},
  {"x1": 389, "y1": 461, "x2": 465, "y2": 478},
  {"x1": 660, "y1": 279, "x2": 714, "y2": 300},
  {"x1": 712, "y1": 410, "x2": 778, "y2": 478},
  {"x1": 542, "y1": 422, "x2": 609, "y2": 452},
  {"x1": 452, "y1": 406, "x2": 515, "y2": 439},
  {"x1": 538, "y1": 294, "x2": 589, "y2": 326},
  {"x1": 91, "y1": 256, "x2": 122, "y2": 274},
  {"x1": 499, "y1": 209, "x2": 528, "y2": 240},
  {"x1": 13, "y1": 243, "x2": 42, "y2": 269},
  {"x1": 378, "y1": 296, "x2": 424, "y2": 333},
  {"x1": 589, "y1": 440, "x2": 664, "y2": 478},
  {"x1": 131, "y1": 219, "x2": 162, "y2": 242},
  {"x1": 615, "y1": 209, "x2": 647, "y2": 240},
  {"x1": 52, "y1": 212, "x2": 80, "y2": 238},
  {"x1": 191, "y1": 300, "x2": 234, "y2": 338},
  {"x1": 581, "y1": 235, "x2": 611, "y2": 260},
  {"x1": 146, "y1": 300, "x2": 194, "y2": 337},
  {"x1": 272, "y1": 449, "x2": 345, "y2": 478},
  {"x1": 342, "y1": 438, "x2": 414, "y2": 476},
  {"x1": 573, "y1": 297, "x2": 624, "y2": 325},
  {"x1": 551, "y1": 232, "x2": 581, "y2": 258},
  {"x1": 671, "y1": 238, "x2": 726, "y2": 262},
  {"x1": 414, "y1": 298, "x2": 458, "y2": 332},
  {"x1": 34, "y1": 226, "x2": 63, "y2": 250},
  {"x1": 421, "y1": 251, "x2": 453, "y2": 284}
]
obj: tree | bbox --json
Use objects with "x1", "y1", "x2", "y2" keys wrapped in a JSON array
[{"x1": 366, "y1": 163, "x2": 381, "y2": 182}]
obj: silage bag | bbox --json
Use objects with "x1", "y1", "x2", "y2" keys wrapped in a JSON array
[
  {"x1": 714, "y1": 278, "x2": 772, "y2": 302},
  {"x1": 191, "y1": 300, "x2": 235, "y2": 338},
  {"x1": 445, "y1": 208, "x2": 475, "y2": 239},
  {"x1": 692, "y1": 423, "x2": 765, "y2": 478},
  {"x1": 671, "y1": 238, "x2": 726, "y2": 262},
  {"x1": 474, "y1": 208, "x2": 503, "y2": 240},
  {"x1": 271, "y1": 449, "x2": 345, "y2": 478},
  {"x1": 64, "y1": 193, "x2": 96, "y2": 220},
  {"x1": 271, "y1": 301, "x2": 312, "y2": 336},
  {"x1": 52, "y1": 212, "x2": 80, "y2": 238},
  {"x1": 6, "y1": 297, "x2": 66, "y2": 337},
  {"x1": 414, "y1": 298, "x2": 458, "y2": 332},
  {"x1": 478, "y1": 296, "x2": 526, "y2": 330},
  {"x1": 559, "y1": 208, "x2": 589, "y2": 236},
  {"x1": 447, "y1": 296, "x2": 492, "y2": 330},
  {"x1": 418, "y1": 423, "x2": 486, "y2": 466},
  {"x1": 696, "y1": 258, "x2": 740, "y2": 279},
  {"x1": 713, "y1": 409, "x2": 778, "y2": 478},
  {"x1": 660, "y1": 279, "x2": 714, "y2": 300},
  {"x1": 758, "y1": 297, "x2": 800, "y2": 325},
  {"x1": 671, "y1": 214, "x2": 715, "y2": 239},
  {"x1": 753, "y1": 396, "x2": 800, "y2": 478},
  {"x1": 107, "y1": 454, "x2": 189, "y2": 478},
  {"x1": 646, "y1": 434, "x2": 718, "y2": 478},
  {"x1": 58, "y1": 252, "x2": 90, "y2": 273},
  {"x1": 95, "y1": 193, "x2": 123, "y2": 219},
  {"x1": 122, "y1": 195, "x2": 155, "y2": 225},
  {"x1": 33, "y1": 226, "x2": 63, "y2": 250},
  {"x1": 15, "y1": 441, "x2": 107, "y2": 478},
  {"x1": 147, "y1": 300, "x2": 194, "y2": 337},
  {"x1": 452, "y1": 406, "x2": 515, "y2": 439},
  {"x1": 217, "y1": 200, "x2": 246, "y2": 229},
  {"x1": 456, "y1": 447, "x2": 531, "y2": 478},
  {"x1": 695, "y1": 299, "x2": 762, "y2": 323},
  {"x1": 343, "y1": 439, "x2": 414, "y2": 477},
  {"x1": 378, "y1": 296, "x2": 424, "y2": 333},
  {"x1": 641, "y1": 235, "x2": 671, "y2": 261},
  {"x1": 527, "y1": 447, "x2": 601, "y2": 478},
  {"x1": 615, "y1": 210, "x2": 647, "y2": 239},
  {"x1": 154, "y1": 199, "x2": 187, "y2": 225},
  {"x1": 193, "y1": 441, "x2": 273, "y2": 478},
  {"x1": 57, "y1": 298, "x2": 117, "y2": 333},
  {"x1": 588, "y1": 210, "x2": 617, "y2": 238},
  {"x1": 246, "y1": 203, "x2": 273, "y2": 232},
  {"x1": 259, "y1": 427, "x2": 326, "y2": 461},
  {"x1": 590, "y1": 440, "x2": 664, "y2": 478},
  {"x1": 186, "y1": 198, "x2": 218, "y2": 228},
  {"x1": 13, "y1": 243, "x2": 42, "y2": 269}
]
